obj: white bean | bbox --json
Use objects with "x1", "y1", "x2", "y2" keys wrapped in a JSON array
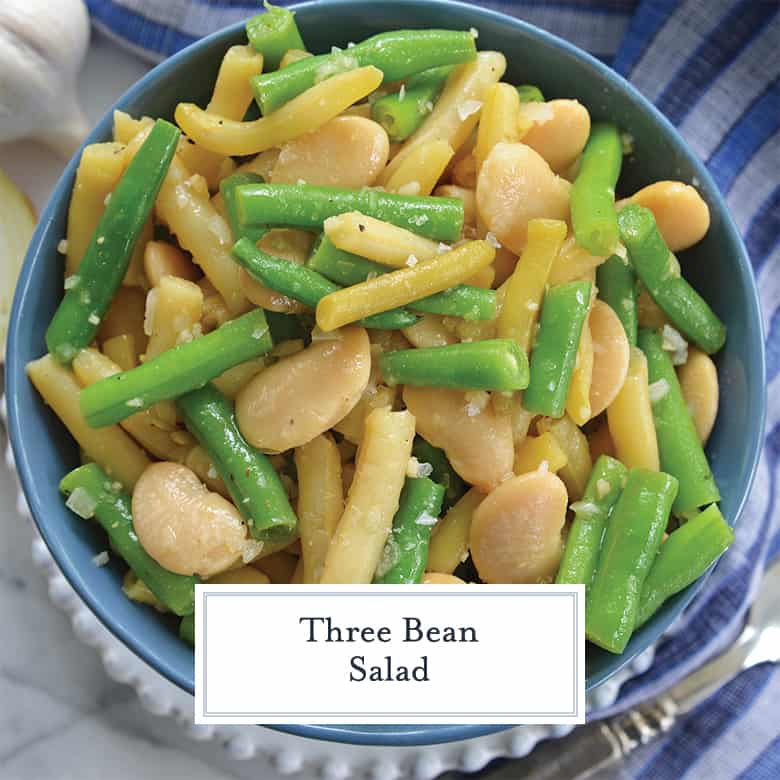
[
  {"x1": 403, "y1": 385, "x2": 514, "y2": 492},
  {"x1": 236, "y1": 325, "x2": 371, "y2": 452},
  {"x1": 588, "y1": 300, "x2": 630, "y2": 418},
  {"x1": 521, "y1": 99, "x2": 591, "y2": 174},
  {"x1": 132, "y1": 462, "x2": 247, "y2": 577},
  {"x1": 476, "y1": 142, "x2": 570, "y2": 254},
  {"x1": 270, "y1": 116, "x2": 389, "y2": 188},
  {"x1": 470, "y1": 471, "x2": 567, "y2": 583}
]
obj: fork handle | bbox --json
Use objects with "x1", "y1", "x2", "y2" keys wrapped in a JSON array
[{"x1": 477, "y1": 698, "x2": 678, "y2": 780}]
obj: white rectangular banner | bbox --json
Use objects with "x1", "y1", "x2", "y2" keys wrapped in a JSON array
[{"x1": 194, "y1": 584, "x2": 585, "y2": 725}]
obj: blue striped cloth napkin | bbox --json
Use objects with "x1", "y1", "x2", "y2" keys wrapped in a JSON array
[{"x1": 85, "y1": 2, "x2": 780, "y2": 777}]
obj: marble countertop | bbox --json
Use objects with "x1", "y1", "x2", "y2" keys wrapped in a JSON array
[{"x1": 0, "y1": 31, "x2": 311, "y2": 780}]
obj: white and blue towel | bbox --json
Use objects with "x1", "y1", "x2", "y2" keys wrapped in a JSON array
[{"x1": 84, "y1": 2, "x2": 780, "y2": 777}]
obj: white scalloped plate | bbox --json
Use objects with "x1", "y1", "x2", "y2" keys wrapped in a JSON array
[{"x1": 2, "y1": 396, "x2": 654, "y2": 778}]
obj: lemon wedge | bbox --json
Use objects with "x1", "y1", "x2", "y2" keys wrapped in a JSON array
[{"x1": 0, "y1": 167, "x2": 36, "y2": 361}]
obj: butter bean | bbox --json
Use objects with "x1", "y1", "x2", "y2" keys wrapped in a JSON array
[
  {"x1": 589, "y1": 300, "x2": 630, "y2": 418},
  {"x1": 620, "y1": 181, "x2": 710, "y2": 252},
  {"x1": 677, "y1": 347, "x2": 719, "y2": 443},
  {"x1": 403, "y1": 385, "x2": 514, "y2": 492},
  {"x1": 271, "y1": 116, "x2": 389, "y2": 188},
  {"x1": 520, "y1": 99, "x2": 591, "y2": 174},
  {"x1": 470, "y1": 471, "x2": 567, "y2": 583},
  {"x1": 132, "y1": 462, "x2": 247, "y2": 577},
  {"x1": 476, "y1": 142, "x2": 570, "y2": 254},
  {"x1": 236, "y1": 325, "x2": 371, "y2": 452}
]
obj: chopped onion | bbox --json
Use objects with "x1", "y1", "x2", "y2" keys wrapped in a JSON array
[{"x1": 66, "y1": 487, "x2": 97, "y2": 519}]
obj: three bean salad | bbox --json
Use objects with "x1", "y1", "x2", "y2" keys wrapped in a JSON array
[{"x1": 29, "y1": 3, "x2": 733, "y2": 655}]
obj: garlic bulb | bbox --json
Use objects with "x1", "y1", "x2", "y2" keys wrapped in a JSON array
[{"x1": 0, "y1": 0, "x2": 90, "y2": 157}]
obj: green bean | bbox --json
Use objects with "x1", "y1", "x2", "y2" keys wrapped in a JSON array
[
  {"x1": 597, "y1": 254, "x2": 638, "y2": 346},
  {"x1": 412, "y1": 436, "x2": 467, "y2": 512},
  {"x1": 570, "y1": 123, "x2": 623, "y2": 256},
  {"x1": 516, "y1": 84, "x2": 545, "y2": 102},
  {"x1": 586, "y1": 468, "x2": 678, "y2": 654},
  {"x1": 380, "y1": 339, "x2": 529, "y2": 391},
  {"x1": 523, "y1": 281, "x2": 593, "y2": 417},
  {"x1": 371, "y1": 66, "x2": 452, "y2": 141},
  {"x1": 307, "y1": 235, "x2": 496, "y2": 320},
  {"x1": 245, "y1": 2, "x2": 306, "y2": 70},
  {"x1": 265, "y1": 310, "x2": 308, "y2": 343},
  {"x1": 80, "y1": 309, "x2": 273, "y2": 428},
  {"x1": 638, "y1": 328, "x2": 720, "y2": 514},
  {"x1": 374, "y1": 477, "x2": 446, "y2": 584},
  {"x1": 555, "y1": 455, "x2": 628, "y2": 589},
  {"x1": 219, "y1": 172, "x2": 267, "y2": 243},
  {"x1": 60, "y1": 464, "x2": 198, "y2": 616},
  {"x1": 636, "y1": 504, "x2": 733, "y2": 628},
  {"x1": 46, "y1": 119, "x2": 180, "y2": 365},
  {"x1": 179, "y1": 615, "x2": 195, "y2": 646},
  {"x1": 231, "y1": 236, "x2": 418, "y2": 329},
  {"x1": 618, "y1": 205, "x2": 726, "y2": 353},
  {"x1": 251, "y1": 29, "x2": 476, "y2": 115},
  {"x1": 177, "y1": 384, "x2": 297, "y2": 541},
  {"x1": 236, "y1": 182, "x2": 464, "y2": 241}
]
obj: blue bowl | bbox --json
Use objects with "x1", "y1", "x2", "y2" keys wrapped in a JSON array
[{"x1": 6, "y1": 0, "x2": 765, "y2": 747}]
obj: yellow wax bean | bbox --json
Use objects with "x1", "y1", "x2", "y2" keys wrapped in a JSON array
[
  {"x1": 537, "y1": 415, "x2": 592, "y2": 501},
  {"x1": 607, "y1": 346, "x2": 660, "y2": 470},
  {"x1": 324, "y1": 212, "x2": 442, "y2": 268},
  {"x1": 175, "y1": 139, "x2": 236, "y2": 193},
  {"x1": 65, "y1": 141, "x2": 124, "y2": 268},
  {"x1": 474, "y1": 82, "x2": 522, "y2": 167},
  {"x1": 98, "y1": 286, "x2": 148, "y2": 359},
  {"x1": 497, "y1": 218, "x2": 567, "y2": 353},
  {"x1": 27, "y1": 355, "x2": 150, "y2": 491},
  {"x1": 155, "y1": 157, "x2": 249, "y2": 314},
  {"x1": 102, "y1": 334, "x2": 137, "y2": 371},
  {"x1": 333, "y1": 385, "x2": 397, "y2": 445},
  {"x1": 210, "y1": 359, "x2": 266, "y2": 400},
  {"x1": 295, "y1": 433, "x2": 343, "y2": 584},
  {"x1": 427, "y1": 488, "x2": 485, "y2": 575},
  {"x1": 513, "y1": 432, "x2": 568, "y2": 475},
  {"x1": 316, "y1": 240, "x2": 495, "y2": 331},
  {"x1": 113, "y1": 111, "x2": 152, "y2": 145},
  {"x1": 279, "y1": 48, "x2": 312, "y2": 68},
  {"x1": 565, "y1": 320, "x2": 594, "y2": 425},
  {"x1": 384, "y1": 139, "x2": 454, "y2": 196},
  {"x1": 207, "y1": 45, "x2": 265, "y2": 120},
  {"x1": 320, "y1": 407, "x2": 415, "y2": 584},
  {"x1": 174, "y1": 66, "x2": 383, "y2": 156},
  {"x1": 144, "y1": 275, "x2": 204, "y2": 361},
  {"x1": 72, "y1": 348, "x2": 194, "y2": 463},
  {"x1": 466, "y1": 264, "x2": 495, "y2": 289},
  {"x1": 380, "y1": 52, "x2": 506, "y2": 184},
  {"x1": 548, "y1": 234, "x2": 609, "y2": 285}
]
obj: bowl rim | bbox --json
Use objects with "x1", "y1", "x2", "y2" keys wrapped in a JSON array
[{"x1": 6, "y1": 0, "x2": 766, "y2": 748}]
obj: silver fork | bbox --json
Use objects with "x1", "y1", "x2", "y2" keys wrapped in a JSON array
[{"x1": 451, "y1": 556, "x2": 780, "y2": 780}]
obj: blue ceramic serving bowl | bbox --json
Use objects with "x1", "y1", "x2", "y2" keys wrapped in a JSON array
[{"x1": 6, "y1": 0, "x2": 765, "y2": 747}]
